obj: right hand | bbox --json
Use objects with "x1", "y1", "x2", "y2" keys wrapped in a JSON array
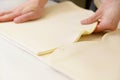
[{"x1": 81, "y1": 0, "x2": 120, "y2": 32}]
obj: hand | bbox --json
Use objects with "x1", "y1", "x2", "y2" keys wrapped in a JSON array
[
  {"x1": 0, "y1": 0, "x2": 47, "y2": 23},
  {"x1": 81, "y1": 0, "x2": 120, "y2": 32}
]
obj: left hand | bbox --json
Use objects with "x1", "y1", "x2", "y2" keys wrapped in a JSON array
[{"x1": 0, "y1": 0, "x2": 47, "y2": 23}]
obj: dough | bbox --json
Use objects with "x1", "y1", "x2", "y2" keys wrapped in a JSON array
[
  {"x1": 49, "y1": 29, "x2": 120, "y2": 80},
  {"x1": 0, "y1": 1, "x2": 96, "y2": 55}
]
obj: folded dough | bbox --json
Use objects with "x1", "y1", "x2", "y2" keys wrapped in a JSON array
[
  {"x1": 0, "y1": 1, "x2": 96, "y2": 55},
  {"x1": 49, "y1": 29, "x2": 120, "y2": 80}
]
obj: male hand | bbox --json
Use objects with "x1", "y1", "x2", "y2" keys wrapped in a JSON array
[
  {"x1": 0, "y1": 0, "x2": 47, "y2": 23},
  {"x1": 81, "y1": 0, "x2": 120, "y2": 32}
]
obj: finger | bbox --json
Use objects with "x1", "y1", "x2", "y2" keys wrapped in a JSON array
[
  {"x1": 0, "y1": 12, "x2": 20, "y2": 22},
  {"x1": 81, "y1": 14, "x2": 100, "y2": 24},
  {"x1": 94, "y1": 19, "x2": 117, "y2": 32},
  {"x1": 81, "y1": 9, "x2": 102, "y2": 25},
  {"x1": 81, "y1": 15, "x2": 98, "y2": 24},
  {"x1": 0, "y1": 10, "x2": 13, "y2": 16},
  {"x1": 14, "y1": 12, "x2": 37, "y2": 23}
]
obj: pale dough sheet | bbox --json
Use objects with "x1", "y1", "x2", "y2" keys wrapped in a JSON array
[
  {"x1": 0, "y1": 1, "x2": 96, "y2": 55},
  {"x1": 0, "y1": 1, "x2": 120, "y2": 80},
  {"x1": 48, "y1": 29, "x2": 120, "y2": 80}
]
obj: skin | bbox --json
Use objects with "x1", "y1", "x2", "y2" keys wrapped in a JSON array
[
  {"x1": 0, "y1": 0, "x2": 48, "y2": 23},
  {"x1": 81, "y1": 0, "x2": 120, "y2": 32}
]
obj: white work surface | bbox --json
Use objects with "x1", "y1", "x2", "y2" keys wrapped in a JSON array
[{"x1": 0, "y1": 35, "x2": 70, "y2": 80}]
